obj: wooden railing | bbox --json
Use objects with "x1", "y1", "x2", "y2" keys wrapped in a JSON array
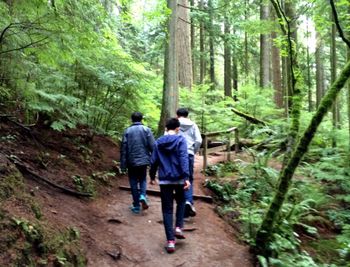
[{"x1": 201, "y1": 127, "x2": 239, "y2": 170}]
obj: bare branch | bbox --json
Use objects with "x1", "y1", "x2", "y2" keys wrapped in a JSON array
[
  {"x1": 0, "y1": 36, "x2": 49, "y2": 55},
  {"x1": 330, "y1": 0, "x2": 350, "y2": 48},
  {"x1": 0, "y1": 23, "x2": 13, "y2": 44}
]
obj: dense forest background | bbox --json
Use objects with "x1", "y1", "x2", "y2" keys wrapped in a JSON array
[{"x1": 1, "y1": 0, "x2": 350, "y2": 266}]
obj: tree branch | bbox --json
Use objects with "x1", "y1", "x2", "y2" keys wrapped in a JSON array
[
  {"x1": 330, "y1": 0, "x2": 350, "y2": 49},
  {"x1": 0, "y1": 36, "x2": 49, "y2": 55},
  {"x1": 0, "y1": 23, "x2": 13, "y2": 44},
  {"x1": 231, "y1": 107, "x2": 267, "y2": 126}
]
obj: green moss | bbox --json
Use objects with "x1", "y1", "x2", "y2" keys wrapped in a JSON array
[{"x1": 0, "y1": 170, "x2": 24, "y2": 200}]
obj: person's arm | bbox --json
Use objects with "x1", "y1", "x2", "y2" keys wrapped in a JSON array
[
  {"x1": 149, "y1": 144, "x2": 159, "y2": 183},
  {"x1": 179, "y1": 137, "x2": 191, "y2": 190},
  {"x1": 147, "y1": 128, "x2": 155, "y2": 152},
  {"x1": 120, "y1": 131, "x2": 128, "y2": 172},
  {"x1": 193, "y1": 123, "x2": 202, "y2": 154},
  {"x1": 179, "y1": 137, "x2": 190, "y2": 180}
]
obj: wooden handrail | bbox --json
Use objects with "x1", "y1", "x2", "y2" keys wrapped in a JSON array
[
  {"x1": 203, "y1": 127, "x2": 237, "y2": 137},
  {"x1": 201, "y1": 127, "x2": 239, "y2": 170}
]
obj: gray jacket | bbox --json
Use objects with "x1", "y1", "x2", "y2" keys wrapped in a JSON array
[
  {"x1": 178, "y1": 117, "x2": 202, "y2": 155},
  {"x1": 120, "y1": 122, "x2": 155, "y2": 169}
]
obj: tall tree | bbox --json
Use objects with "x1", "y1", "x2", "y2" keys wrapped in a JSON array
[
  {"x1": 199, "y1": 0, "x2": 206, "y2": 84},
  {"x1": 271, "y1": 30, "x2": 283, "y2": 108},
  {"x1": 315, "y1": 30, "x2": 325, "y2": 108},
  {"x1": 306, "y1": 21, "x2": 313, "y2": 112},
  {"x1": 224, "y1": 12, "x2": 232, "y2": 97},
  {"x1": 331, "y1": 12, "x2": 339, "y2": 147},
  {"x1": 158, "y1": 0, "x2": 178, "y2": 135},
  {"x1": 244, "y1": 0, "x2": 250, "y2": 82},
  {"x1": 260, "y1": 0, "x2": 270, "y2": 88},
  {"x1": 190, "y1": 0, "x2": 196, "y2": 83},
  {"x1": 177, "y1": 0, "x2": 193, "y2": 89},
  {"x1": 208, "y1": 0, "x2": 215, "y2": 89}
]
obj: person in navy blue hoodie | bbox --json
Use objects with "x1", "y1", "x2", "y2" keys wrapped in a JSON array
[{"x1": 150, "y1": 118, "x2": 191, "y2": 253}]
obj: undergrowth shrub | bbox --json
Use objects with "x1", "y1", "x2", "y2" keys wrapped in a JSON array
[{"x1": 205, "y1": 148, "x2": 348, "y2": 266}]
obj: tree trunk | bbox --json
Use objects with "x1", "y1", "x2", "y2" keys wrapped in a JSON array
[
  {"x1": 260, "y1": 0, "x2": 270, "y2": 88},
  {"x1": 244, "y1": 0, "x2": 249, "y2": 82},
  {"x1": 306, "y1": 21, "x2": 312, "y2": 112},
  {"x1": 177, "y1": 0, "x2": 193, "y2": 89},
  {"x1": 158, "y1": 0, "x2": 178, "y2": 136},
  {"x1": 316, "y1": 31, "x2": 325, "y2": 108},
  {"x1": 271, "y1": 30, "x2": 282, "y2": 108},
  {"x1": 284, "y1": 0, "x2": 297, "y2": 111},
  {"x1": 208, "y1": 0, "x2": 215, "y2": 89},
  {"x1": 331, "y1": 13, "x2": 338, "y2": 147},
  {"x1": 255, "y1": 59, "x2": 350, "y2": 257},
  {"x1": 224, "y1": 15, "x2": 232, "y2": 97},
  {"x1": 190, "y1": 0, "x2": 196, "y2": 84},
  {"x1": 199, "y1": 0, "x2": 205, "y2": 84}
]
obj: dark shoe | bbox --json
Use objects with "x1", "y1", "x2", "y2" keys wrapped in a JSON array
[
  {"x1": 139, "y1": 195, "x2": 149, "y2": 210},
  {"x1": 185, "y1": 201, "x2": 196, "y2": 217},
  {"x1": 166, "y1": 240, "x2": 176, "y2": 253},
  {"x1": 175, "y1": 227, "x2": 185, "y2": 239}
]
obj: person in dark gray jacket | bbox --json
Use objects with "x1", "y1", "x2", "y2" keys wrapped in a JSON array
[{"x1": 120, "y1": 112, "x2": 155, "y2": 214}]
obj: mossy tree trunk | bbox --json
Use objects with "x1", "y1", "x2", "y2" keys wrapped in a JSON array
[
  {"x1": 269, "y1": 0, "x2": 302, "y2": 166},
  {"x1": 255, "y1": 0, "x2": 350, "y2": 257},
  {"x1": 255, "y1": 59, "x2": 350, "y2": 257}
]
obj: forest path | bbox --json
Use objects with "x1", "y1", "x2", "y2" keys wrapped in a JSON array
[
  {"x1": 88, "y1": 156, "x2": 252, "y2": 267},
  {"x1": 33, "y1": 153, "x2": 253, "y2": 267}
]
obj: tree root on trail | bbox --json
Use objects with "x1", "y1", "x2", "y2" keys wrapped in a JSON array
[
  {"x1": 119, "y1": 185, "x2": 213, "y2": 203},
  {"x1": 5, "y1": 154, "x2": 92, "y2": 198}
]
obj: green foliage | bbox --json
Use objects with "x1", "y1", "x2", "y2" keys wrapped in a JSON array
[
  {"x1": 0, "y1": 0, "x2": 161, "y2": 136},
  {"x1": 9, "y1": 217, "x2": 86, "y2": 266},
  {"x1": 91, "y1": 171, "x2": 115, "y2": 184},
  {"x1": 204, "y1": 162, "x2": 238, "y2": 178},
  {"x1": 205, "y1": 147, "x2": 346, "y2": 265},
  {"x1": 72, "y1": 175, "x2": 95, "y2": 196}
]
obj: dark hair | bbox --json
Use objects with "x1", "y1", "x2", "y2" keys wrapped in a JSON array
[
  {"x1": 131, "y1": 112, "x2": 143, "y2": 122},
  {"x1": 176, "y1": 108, "x2": 189, "y2": 117},
  {"x1": 165, "y1": 118, "x2": 180, "y2": 130}
]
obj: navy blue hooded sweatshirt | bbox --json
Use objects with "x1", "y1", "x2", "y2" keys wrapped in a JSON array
[{"x1": 150, "y1": 134, "x2": 189, "y2": 183}]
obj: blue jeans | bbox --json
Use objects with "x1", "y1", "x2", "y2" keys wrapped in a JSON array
[
  {"x1": 128, "y1": 165, "x2": 147, "y2": 208},
  {"x1": 160, "y1": 184, "x2": 185, "y2": 241},
  {"x1": 184, "y1": 154, "x2": 194, "y2": 204}
]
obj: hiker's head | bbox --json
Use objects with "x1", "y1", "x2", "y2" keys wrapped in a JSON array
[
  {"x1": 131, "y1": 112, "x2": 143, "y2": 122},
  {"x1": 165, "y1": 118, "x2": 180, "y2": 132},
  {"x1": 176, "y1": 108, "x2": 189, "y2": 118}
]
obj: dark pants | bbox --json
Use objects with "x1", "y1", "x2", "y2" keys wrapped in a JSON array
[
  {"x1": 184, "y1": 154, "x2": 194, "y2": 204},
  {"x1": 128, "y1": 165, "x2": 147, "y2": 208},
  {"x1": 160, "y1": 184, "x2": 185, "y2": 241}
]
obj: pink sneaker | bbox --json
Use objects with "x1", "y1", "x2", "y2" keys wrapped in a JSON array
[
  {"x1": 175, "y1": 227, "x2": 185, "y2": 239},
  {"x1": 166, "y1": 240, "x2": 176, "y2": 253}
]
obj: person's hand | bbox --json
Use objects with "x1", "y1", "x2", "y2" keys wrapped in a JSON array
[
  {"x1": 184, "y1": 180, "x2": 191, "y2": 191},
  {"x1": 150, "y1": 179, "x2": 156, "y2": 185}
]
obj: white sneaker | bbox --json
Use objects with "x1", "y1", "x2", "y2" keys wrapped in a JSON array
[{"x1": 185, "y1": 201, "x2": 196, "y2": 217}]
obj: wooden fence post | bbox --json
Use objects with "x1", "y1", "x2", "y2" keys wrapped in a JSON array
[
  {"x1": 203, "y1": 135, "x2": 208, "y2": 170},
  {"x1": 235, "y1": 128, "x2": 239, "y2": 153},
  {"x1": 227, "y1": 134, "x2": 231, "y2": 162}
]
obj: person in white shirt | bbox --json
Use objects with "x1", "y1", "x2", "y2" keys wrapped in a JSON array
[{"x1": 176, "y1": 108, "x2": 202, "y2": 218}]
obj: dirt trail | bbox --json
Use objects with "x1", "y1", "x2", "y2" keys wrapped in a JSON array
[{"x1": 31, "y1": 153, "x2": 253, "y2": 267}]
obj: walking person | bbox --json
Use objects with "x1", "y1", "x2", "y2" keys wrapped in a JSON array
[
  {"x1": 120, "y1": 112, "x2": 155, "y2": 214},
  {"x1": 176, "y1": 108, "x2": 202, "y2": 217},
  {"x1": 150, "y1": 118, "x2": 191, "y2": 253}
]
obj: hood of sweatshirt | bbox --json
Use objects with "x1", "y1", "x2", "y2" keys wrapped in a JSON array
[
  {"x1": 157, "y1": 135, "x2": 182, "y2": 152},
  {"x1": 178, "y1": 117, "x2": 194, "y2": 132}
]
